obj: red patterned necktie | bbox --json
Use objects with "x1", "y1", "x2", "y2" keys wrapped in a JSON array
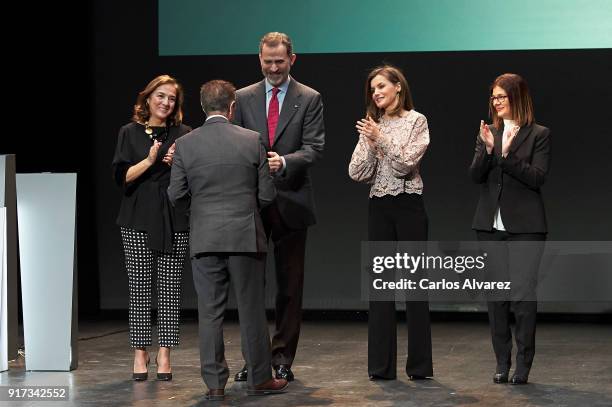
[{"x1": 267, "y1": 87, "x2": 280, "y2": 147}]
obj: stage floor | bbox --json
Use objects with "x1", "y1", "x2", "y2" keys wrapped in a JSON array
[{"x1": 1, "y1": 319, "x2": 611, "y2": 406}]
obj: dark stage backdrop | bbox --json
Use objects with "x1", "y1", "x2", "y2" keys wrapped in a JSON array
[{"x1": 87, "y1": 1, "x2": 612, "y2": 313}]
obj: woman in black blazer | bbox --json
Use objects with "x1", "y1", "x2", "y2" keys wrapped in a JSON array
[{"x1": 469, "y1": 73, "x2": 550, "y2": 385}]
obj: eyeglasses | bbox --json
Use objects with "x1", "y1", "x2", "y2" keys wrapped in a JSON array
[{"x1": 490, "y1": 95, "x2": 509, "y2": 103}]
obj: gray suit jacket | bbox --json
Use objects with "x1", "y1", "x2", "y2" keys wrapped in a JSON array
[
  {"x1": 168, "y1": 116, "x2": 276, "y2": 256},
  {"x1": 233, "y1": 77, "x2": 325, "y2": 229}
]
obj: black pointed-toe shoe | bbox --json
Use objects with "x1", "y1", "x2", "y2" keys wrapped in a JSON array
[
  {"x1": 369, "y1": 374, "x2": 395, "y2": 381},
  {"x1": 510, "y1": 373, "x2": 528, "y2": 385},
  {"x1": 132, "y1": 357, "x2": 150, "y2": 381},
  {"x1": 155, "y1": 355, "x2": 172, "y2": 381},
  {"x1": 132, "y1": 372, "x2": 148, "y2": 381},
  {"x1": 493, "y1": 371, "x2": 509, "y2": 384},
  {"x1": 274, "y1": 365, "x2": 295, "y2": 382},
  {"x1": 157, "y1": 372, "x2": 173, "y2": 381},
  {"x1": 234, "y1": 365, "x2": 248, "y2": 382}
]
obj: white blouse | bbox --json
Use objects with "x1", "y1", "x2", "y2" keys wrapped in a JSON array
[{"x1": 493, "y1": 118, "x2": 519, "y2": 231}]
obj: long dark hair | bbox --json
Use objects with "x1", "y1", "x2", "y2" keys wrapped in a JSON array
[{"x1": 365, "y1": 65, "x2": 414, "y2": 121}]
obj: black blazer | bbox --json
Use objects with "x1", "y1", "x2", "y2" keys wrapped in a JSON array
[
  {"x1": 233, "y1": 78, "x2": 325, "y2": 229},
  {"x1": 469, "y1": 123, "x2": 551, "y2": 233}
]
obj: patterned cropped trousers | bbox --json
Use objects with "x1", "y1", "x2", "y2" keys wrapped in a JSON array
[{"x1": 120, "y1": 227, "x2": 189, "y2": 348}]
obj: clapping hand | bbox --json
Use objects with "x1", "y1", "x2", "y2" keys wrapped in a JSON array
[
  {"x1": 356, "y1": 116, "x2": 380, "y2": 148},
  {"x1": 479, "y1": 120, "x2": 494, "y2": 154},
  {"x1": 502, "y1": 126, "x2": 520, "y2": 157},
  {"x1": 162, "y1": 142, "x2": 176, "y2": 166},
  {"x1": 147, "y1": 141, "x2": 162, "y2": 165}
]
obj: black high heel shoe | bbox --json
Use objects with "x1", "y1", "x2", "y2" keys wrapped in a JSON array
[
  {"x1": 132, "y1": 355, "x2": 150, "y2": 381},
  {"x1": 156, "y1": 355, "x2": 173, "y2": 381}
]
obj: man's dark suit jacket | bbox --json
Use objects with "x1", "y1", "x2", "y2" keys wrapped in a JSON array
[
  {"x1": 469, "y1": 123, "x2": 551, "y2": 233},
  {"x1": 167, "y1": 117, "x2": 276, "y2": 256},
  {"x1": 233, "y1": 78, "x2": 325, "y2": 230}
]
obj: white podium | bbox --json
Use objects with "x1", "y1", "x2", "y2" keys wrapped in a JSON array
[{"x1": 16, "y1": 173, "x2": 78, "y2": 371}]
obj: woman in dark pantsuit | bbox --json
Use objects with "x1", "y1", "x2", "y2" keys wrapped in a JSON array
[
  {"x1": 349, "y1": 65, "x2": 433, "y2": 380},
  {"x1": 470, "y1": 73, "x2": 551, "y2": 385}
]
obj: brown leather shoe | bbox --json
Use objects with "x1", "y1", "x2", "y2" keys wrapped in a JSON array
[
  {"x1": 247, "y1": 378, "x2": 288, "y2": 396},
  {"x1": 205, "y1": 389, "x2": 225, "y2": 401}
]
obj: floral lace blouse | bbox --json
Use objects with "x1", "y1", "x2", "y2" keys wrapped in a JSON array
[{"x1": 348, "y1": 109, "x2": 430, "y2": 197}]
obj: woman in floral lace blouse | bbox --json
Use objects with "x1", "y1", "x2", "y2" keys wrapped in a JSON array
[{"x1": 349, "y1": 65, "x2": 433, "y2": 381}]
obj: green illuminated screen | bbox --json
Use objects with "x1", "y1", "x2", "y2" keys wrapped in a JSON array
[{"x1": 159, "y1": 0, "x2": 612, "y2": 55}]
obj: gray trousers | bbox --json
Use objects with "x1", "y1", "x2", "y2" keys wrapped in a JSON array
[{"x1": 192, "y1": 253, "x2": 272, "y2": 389}]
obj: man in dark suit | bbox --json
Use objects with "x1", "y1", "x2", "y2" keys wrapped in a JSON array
[
  {"x1": 232, "y1": 32, "x2": 325, "y2": 382},
  {"x1": 168, "y1": 80, "x2": 287, "y2": 400}
]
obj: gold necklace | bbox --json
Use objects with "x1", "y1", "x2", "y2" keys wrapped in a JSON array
[
  {"x1": 145, "y1": 121, "x2": 169, "y2": 143},
  {"x1": 144, "y1": 121, "x2": 153, "y2": 135}
]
